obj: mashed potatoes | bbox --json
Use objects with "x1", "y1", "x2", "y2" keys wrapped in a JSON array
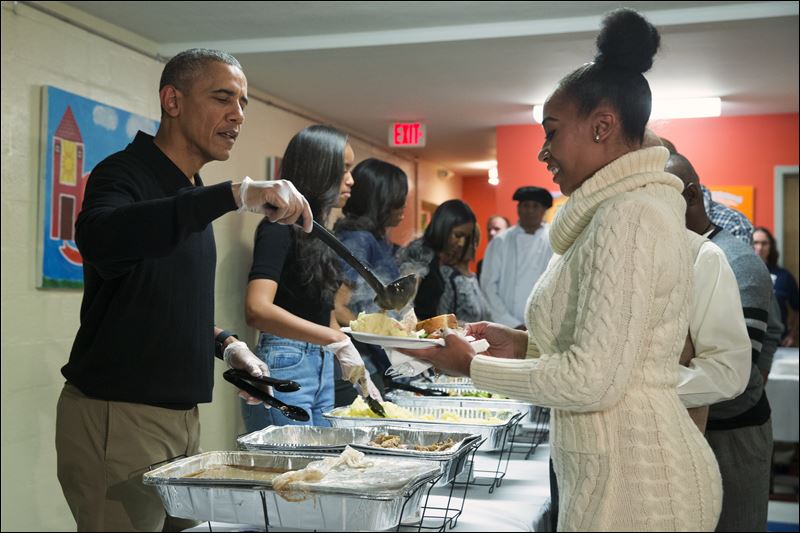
[
  {"x1": 339, "y1": 397, "x2": 505, "y2": 424},
  {"x1": 349, "y1": 312, "x2": 418, "y2": 338}
]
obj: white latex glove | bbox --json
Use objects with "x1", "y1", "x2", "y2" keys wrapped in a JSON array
[
  {"x1": 223, "y1": 340, "x2": 273, "y2": 407},
  {"x1": 357, "y1": 374, "x2": 383, "y2": 403},
  {"x1": 238, "y1": 176, "x2": 313, "y2": 233},
  {"x1": 325, "y1": 337, "x2": 382, "y2": 401}
]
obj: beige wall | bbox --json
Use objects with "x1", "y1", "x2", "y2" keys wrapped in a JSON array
[{"x1": 0, "y1": 4, "x2": 461, "y2": 531}]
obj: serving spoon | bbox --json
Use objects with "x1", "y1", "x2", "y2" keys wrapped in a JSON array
[{"x1": 308, "y1": 220, "x2": 417, "y2": 311}]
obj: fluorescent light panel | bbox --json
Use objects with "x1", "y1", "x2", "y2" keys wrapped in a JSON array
[
  {"x1": 650, "y1": 97, "x2": 721, "y2": 120},
  {"x1": 532, "y1": 97, "x2": 721, "y2": 123},
  {"x1": 487, "y1": 166, "x2": 499, "y2": 186}
]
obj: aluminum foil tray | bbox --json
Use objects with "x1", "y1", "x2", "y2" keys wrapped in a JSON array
[
  {"x1": 237, "y1": 426, "x2": 372, "y2": 453},
  {"x1": 411, "y1": 376, "x2": 475, "y2": 389},
  {"x1": 323, "y1": 405, "x2": 522, "y2": 452},
  {"x1": 353, "y1": 427, "x2": 481, "y2": 486},
  {"x1": 237, "y1": 426, "x2": 482, "y2": 487},
  {"x1": 387, "y1": 390, "x2": 537, "y2": 425},
  {"x1": 143, "y1": 451, "x2": 439, "y2": 530}
]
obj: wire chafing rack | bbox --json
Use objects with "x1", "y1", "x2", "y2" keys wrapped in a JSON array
[
  {"x1": 509, "y1": 406, "x2": 550, "y2": 460},
  {"x1": 401, "y1": 377, "x2": 548, "y2": 463},
  {"x1": 382, "y1": 394, "x2": 527, "y2": 492},
  {"x1": 400, "y1": 436, "x2": 484, "y2": 532}
]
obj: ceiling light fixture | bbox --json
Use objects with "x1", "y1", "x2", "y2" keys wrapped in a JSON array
[
  {"x1": 532, "y1": 97, "x2": 722, "y2": 123},
  {"x1": 649, "y1": 97, "x2": 722, "y2": 120},
  {"x1": 488, "y1": 166, "x2": 499, "y2": 186}
]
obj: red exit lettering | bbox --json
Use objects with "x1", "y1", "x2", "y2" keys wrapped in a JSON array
[{"x1": 389, "y1": 122, "x2": 425, "y2": 147}]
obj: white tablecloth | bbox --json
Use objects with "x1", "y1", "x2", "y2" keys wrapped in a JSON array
[
  {"x1": 422, "y1": 445, "x2": 551, "y2": 531},
  {"x1": 767, "y1": 347, "x2": 799, "y2": 442}
]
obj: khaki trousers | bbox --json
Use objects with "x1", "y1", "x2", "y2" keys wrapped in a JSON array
[{"x1": 56, "y1": 383, "x2": 201, "y2": 532}]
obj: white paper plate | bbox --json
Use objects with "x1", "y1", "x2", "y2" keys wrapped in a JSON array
[{"x1": 341, "y1": 327, "x2": 444, "y2": 350}]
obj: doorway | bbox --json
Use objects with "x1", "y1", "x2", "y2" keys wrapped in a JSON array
[{"x1": 775, "y1": 166, "x2": 799, "y2": 283}]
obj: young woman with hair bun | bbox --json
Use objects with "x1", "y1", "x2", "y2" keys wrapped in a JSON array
[{"x1": 403, "y1": 9, "x2": 722, "y2": 530}]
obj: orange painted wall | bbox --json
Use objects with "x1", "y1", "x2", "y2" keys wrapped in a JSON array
[{"x1": 464, "y1": 113, "x2": 799, "y2": 267}]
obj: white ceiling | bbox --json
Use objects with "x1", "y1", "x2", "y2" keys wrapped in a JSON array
[{"x1": 55, "y1": 1, "x2": 799, "y2": 176}]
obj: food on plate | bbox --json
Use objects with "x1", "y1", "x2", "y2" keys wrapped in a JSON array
[
  {"x1": 349, "y1": 311, "x2": 461, "y2": 340},
  {"x1": 339, "y1": 397, "x2": 505, "y2": 424},
  {"x1": 415, "y1": 314, "x2": 457, "y2": 338},
  {"x1": 368, "y1": 433, "x2": 456, "y2": 452},
  {"x1": 349, "y1": 312, "x2": 420, "y2": 338}
]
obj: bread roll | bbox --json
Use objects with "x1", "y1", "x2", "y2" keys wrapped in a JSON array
[{"x1": 415, "y1": 314, "x2": 457, "y2": 335}]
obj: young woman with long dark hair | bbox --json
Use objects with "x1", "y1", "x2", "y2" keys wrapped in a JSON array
[
  {"x1": 332, "y1": 158, "x2": 409, "y2": 402},
  {"x1": 398, "y1": 199, "x2": 491, "y2": 323},
  {"x1": 242, "y1": 125, "x2": 380, "y2": 430}
]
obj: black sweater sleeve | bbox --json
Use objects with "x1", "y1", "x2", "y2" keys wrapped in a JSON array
[{"x1": 75, "y1": 159, "x2": 237, "y2": 279}]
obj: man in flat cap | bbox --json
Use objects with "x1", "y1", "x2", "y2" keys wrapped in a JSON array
[{"x1": 480, "y1": 186, "x2": 554, "y2": 328}]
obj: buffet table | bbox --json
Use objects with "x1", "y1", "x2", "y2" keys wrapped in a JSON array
[
  {"x1": 767, "y1": 347, "x2": 800, "y2": 443},
  {"x1": 185, "y1": 444, "x2": 553, "y2": 532}
]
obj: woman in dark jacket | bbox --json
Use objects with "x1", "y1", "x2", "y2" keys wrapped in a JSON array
[{"x1": 398, "y1": 199, "x2": 491, "y2": 323}]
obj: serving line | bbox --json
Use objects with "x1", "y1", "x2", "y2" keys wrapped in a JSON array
[{"x1": 181, "y1": 444, "x2": 553, "y2": 533}]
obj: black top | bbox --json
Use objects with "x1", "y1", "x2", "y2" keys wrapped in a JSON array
[
  {"x1": 249, "y1": 219, "x2": 333, "y2": 327},
  {"x1": 61, "y1": 131, "x2": 238, "y2": 407},
  {"x1": 415, "y1": 257, "x2": 445, "y2": 321},
  {"x1": 396, "y1": 238, "x2": 442, "y2": 321}
]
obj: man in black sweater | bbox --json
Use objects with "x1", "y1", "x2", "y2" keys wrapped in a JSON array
[{"x1": 55, "y1": 48, "x2": 312, "y2": 532}]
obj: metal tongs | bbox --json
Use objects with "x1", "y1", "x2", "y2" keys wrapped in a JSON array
[
  {"x1": 385, "y1": 378, "x2": 448, "y2": 397},
  {"x1": 358, "y1": 376, "x2": 387, "y2": 417},
  {"x1": 223, "y1": 369, "x2": 310, "y2": 422}
]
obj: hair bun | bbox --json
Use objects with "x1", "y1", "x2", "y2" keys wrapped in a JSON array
[{"x1": 594, "y1": 8, "x2": 660, "y2": 73}]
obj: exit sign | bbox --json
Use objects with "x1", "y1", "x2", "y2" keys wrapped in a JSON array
[{"x1": 389, "y1": 122, "x2": 426, "y2": 147}]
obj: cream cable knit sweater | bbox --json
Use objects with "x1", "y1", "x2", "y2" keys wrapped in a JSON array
[{"x1": 471, "y1": 147, "x2": 722, "y2": 531}]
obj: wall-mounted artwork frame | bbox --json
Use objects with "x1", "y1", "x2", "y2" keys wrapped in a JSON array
[
  {"x1": 266, "y1": 156, "x2": 283, "y2": 180},
  {"x1": 708, "y1": 185, "x2": 754, "y2": 221},
  {"x1": 37, "y1": 86, "x2": 158, "y2": 288}
]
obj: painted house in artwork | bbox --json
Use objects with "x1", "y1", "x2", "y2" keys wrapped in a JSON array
[{"x1": 50, "y1": 106, "x2": 86, "y2": 243}]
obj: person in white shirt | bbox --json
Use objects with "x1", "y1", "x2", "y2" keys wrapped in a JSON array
[
  {"x1": 679, "y1": 232, "x2": 751, "y2": 430},
  {"x1": 476, "y1": 215, "x2": 510, "y2": 279},
  {"x1": 480, "y1": 186, "x2": 553, "y2": 328},
  {"x1": 639, "y1": 129, "x2": 752, "y2": 418}
]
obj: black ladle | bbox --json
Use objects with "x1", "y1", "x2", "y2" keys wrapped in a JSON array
[
  {"x1": 308, "y1": 220, "x2": 417, "y2": 311},
  {"x1": 223, "y1": 369, "x2": 310, "y2": 422},
  {"x1": 268, "y1": 206, "x2": 418, "y2": 310}
]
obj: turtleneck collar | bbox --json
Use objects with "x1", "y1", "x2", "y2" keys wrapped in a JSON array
[{"x1": 549, "y1": 146, "x2": 682, "y2": 254}]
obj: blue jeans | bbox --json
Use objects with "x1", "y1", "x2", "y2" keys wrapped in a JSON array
[{"x1": 240, "y1": 333, "x2": 334, "y2": 432}]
